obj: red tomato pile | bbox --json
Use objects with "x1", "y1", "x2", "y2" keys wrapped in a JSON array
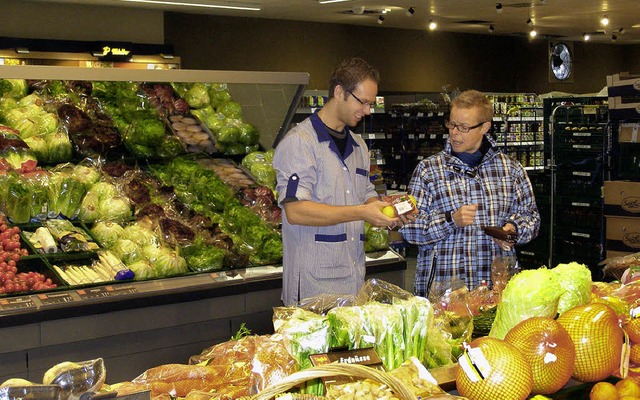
[{"x1": 0, "y1": 215, "x2": 57, "y2": 294}]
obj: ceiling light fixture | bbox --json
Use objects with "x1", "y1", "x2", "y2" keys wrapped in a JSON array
[
  {"x1": 618, "y1": 27, "x2": 626, "y2": 35},
  {"x1": 529, "y1": 28, "x2": 537, "y2": 38},
  {"x1": 405, "y1": 7, "x2": 415, "y2": 17},
  {"x1": 601, "y1": 15, "x2": 609, "y2": 26},
  {"x1": 119, "y1": 0, "x2": 260, "y2": 10},
  {"x1": 526, "y1": 18, "x2": 533, "y2": 27},
  {"x1": 496, "y1": 3, "x2": 503, "y2": 13},
  {"x1": 15, "y1": 48, "x2": 29, "y2": 54},
  {"x1": 352, "y1": 6, "x2": 364, "y2": 15},
  {"x1": 381, "y1": 8, "x2": 389, "y2": 14},
  {"x1": 488, "y1": 24, "x2": 495, "y2": 33},
  {"x1": 611, "y1": 34, "x2": 618, "y2": 42},
  {"x1": 377, "y1": 15, "x2": 385, "y2": 24},
  {"x1": 318, "y1": 0, "x2": 353, "y2": 3},
  {"x1": 428, "y1": 20, "x2": 437, "y2": 30},
  {"x1": 583, "y1": 33, "x2": 590, "y2": 41}
]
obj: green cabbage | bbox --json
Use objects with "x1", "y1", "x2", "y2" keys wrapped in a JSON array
[
  {"x1": 0, "y1": 79, "x2": 28, "y2": 100},
  {"x1": 152, "y1": 251, "x2": 188, "y2": 277},
  {"x1": 184, "y1": 83, "x2": 210, "y2": 109},
  {"x1": 98, "y1": 196, "x2": 132, "y2": 222},
  {"x1": 78, "y1": 191, "x2": 101, "y2": 222},
  {"x1": 122, "y1": 222, "x2": 158, "y2": 247},
  {"x1": 217, "y1": 101, "x2": 243, "y2": 118},
  {"x1": 112, "y1": 239, "x2": 142, "y2": 265},
  {"x1": 90, "y1": 221, "x2": 125, "y2": 248},
  {"x1": 489, "y1": 267, "x2": 562, "y2": 339},
  {"x1": 128, "y1": 260, "x2": 157, "y2": 280},
  {"x1": 552, "y1": 262, "x2": 592, "y2": 315}
]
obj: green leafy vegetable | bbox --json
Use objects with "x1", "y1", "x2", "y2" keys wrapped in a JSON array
[
  {"x1": 552, "y1": 261, "x2": 592, "y2": 315},
  {"x1": 489, "y1": 267, "x2": 562, "y2": 339}
]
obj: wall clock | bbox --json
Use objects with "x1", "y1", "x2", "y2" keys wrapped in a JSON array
[{"x1": 550, "y1": 42, "x2": 573, "y2": 81}]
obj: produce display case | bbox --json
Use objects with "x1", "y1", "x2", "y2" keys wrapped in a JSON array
[{"x1": 0, "y1": 65, "x2": 407, "y2": 383}]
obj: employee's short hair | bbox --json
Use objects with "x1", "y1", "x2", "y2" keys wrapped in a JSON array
[
  {"x1": 452, "y1": 90, "x2": 494, "y2": 123},
  {"x1": 328, "y1": 57, "x2": 380, "y2": 100}
]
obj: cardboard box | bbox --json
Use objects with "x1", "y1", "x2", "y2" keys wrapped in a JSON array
[
  {"x1": 604, "y1": 181, "x2": 640, "y2": 217},
  {"x1": 605, "y1": 216, "x2": 640, "y2": 253},
  {"x1": 606, "y1": 249, "x2": 637, "y2": 259},
  {"x1": 620, "y1": 123, "x2": 640, "y2": 143}
]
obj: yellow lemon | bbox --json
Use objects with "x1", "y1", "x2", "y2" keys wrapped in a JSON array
[
  {"x1": 381, "y1": 206, "x2": 396, "y2": 218},
  {"x1": 617, "y1": 378, "x2": 640, "y2": 398},
  {"x1": 590, "y1": 381, "x2": 619, "y2": 400},
  {"x1": 408, "y1": 195, "x2": 417, "y2": 207}
]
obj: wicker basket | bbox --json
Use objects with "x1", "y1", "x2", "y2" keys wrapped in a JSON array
[{"x1": 250, "y1": 363, "x2": 415, "y2": 400}]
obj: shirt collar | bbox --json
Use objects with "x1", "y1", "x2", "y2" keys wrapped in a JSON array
[{"x1": 310, "y1": 111, "x2": 359, "y2": 160}]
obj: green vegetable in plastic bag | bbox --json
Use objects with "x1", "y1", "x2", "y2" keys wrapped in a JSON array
[
  {"x1": 489, "y1": 267, "x2": 562, "y2": 339},
  {"x1": 552, "y1": 261, "x2": 592, "y2": 315}
]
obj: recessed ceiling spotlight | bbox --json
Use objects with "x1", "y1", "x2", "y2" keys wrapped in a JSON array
[
  {"x1": 488, "y1": 24, "x2": 495, "y2": 33},
  {"x1": 529, "y1": 28, "x2": 538, "y2": 38},
  {"x1": 496, "y1": 3, "x2": 503, "y2": 14},
  {"x1": 352, "y1": 6, "x2": 364, "y2": 15},
  {"x1": 377, "y1": 15, "x2": 385, "y2": 24},
  {"x1": 406, "y1": 7, "x2": 415, "y2": 16},
  {"x1": 428, "y1": 20, "x2": 437, "y2": 30},
  {"x1": 618, "y1": 27, "x2": 626, "y2": 35},
  {"x1": 381, "y1": 8, "x2": 389, "y2": 14},
  {"x1": 583, "y1": 33, "x2": 590, "y2": 41},
  {"x1": 601, "y1": 15, "x2": 609, "y2": 26},
  {"x1": 526, "y1": 18, "x2": 533, "y2": 27}
]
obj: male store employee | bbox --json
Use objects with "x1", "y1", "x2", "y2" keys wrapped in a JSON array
[{"x1": 273, "y1": 57, "x2": 413, "y2": 306}]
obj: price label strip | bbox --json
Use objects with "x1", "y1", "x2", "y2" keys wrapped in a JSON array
[
  {"x1": 0, "y1": 296, "x2": 36, "y2": 311},
  {"x1": 37, "y1": 292, "x2": 75, "y2": 306}
]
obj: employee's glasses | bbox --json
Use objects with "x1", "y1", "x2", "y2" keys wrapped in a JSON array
[
  {"x1": 444, "y1": 120, "x2": 486, "y2": 133},
  {"x1": 348, "y1": 91, "x2": 377, "y2": 108}
]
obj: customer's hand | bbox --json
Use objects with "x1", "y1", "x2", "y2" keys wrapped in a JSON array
[
  {"x1": 452, "y1": 204, "x2": 478, "y2": 227},
  {"x1": 493, "y1": 223, "x2": 517, "y2": 251}
]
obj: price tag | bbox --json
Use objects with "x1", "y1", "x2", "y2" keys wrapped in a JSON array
[
  {"x1": 573, "y1": 171, "x2": 591, "y2": 177},
  {"x1": 408, "y1": 134, "x2": 415, "y2": 139},
  {"x1": 438, "y1": 112, "x2": 445, "y2": 116},
  {"x1": 0, "y1": 296, "x2": 36, "y2": 311},
  {"x1": 403, "y1": 113, "x2": 410, "y2": 117},
  {"x1": 430, "y1": 134, "x2": 437, "y2": 139},
  {"x1": 521, "y1": 251, "x2": 535, "y2": 256},
  {"x1": 574, "y1": 132, "x2": 592, "y2": 137},
  {"x1": 428, "y1": 112, "x2": 434, "y2": 117},
  {"x1": 573, "y1": 144, "x2": 592, "y2": 149},
  {"x1": 571, "y1": 202, "x2": 591, "y2": 207},
  {"x1": 107, "y1": 285, "x2": 138, "y2": 296},
  {"x1": 37, "y1": 292, "x2": 74, "y2": 306},
  {"x1": 418, "y1": 134, "x2": 425, "y2": 139},
  {"x1": 417, "y1": 112, "x2": 424, "y2": 117},
  {"x1": 395, "y1": 155, "x2": 401, "y2": 160},
  {"x1": 368, "y1": 134, "x2": 376, "y2": 139},
  {"x1": 417, "y1": 156, "x2": 424, "y2": 160},
  {"x1": 572, "y1": 232, "x2": 591, "y2": 238},
  {"x1": 443, "y1": 134, "x2": 449, "y2": 139},
  {"x1": 76, "y1": 287, "x2": 112, "y2": 300}
]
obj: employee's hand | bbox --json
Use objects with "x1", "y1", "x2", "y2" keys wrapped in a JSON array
[
  {"x1": 452, "y1": 204, "x2": 478, "y2": 227},
  {"x1": 363, "y1": 200, "x2": 397, "y2": 228}
]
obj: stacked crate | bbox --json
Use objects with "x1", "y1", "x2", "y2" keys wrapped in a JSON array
[
  {"x1": 607, "y1": 73, "x2": 640, "y2": 120},
  {"x1": 603, "y1": 181, "x2": 640, "y2": 258}
]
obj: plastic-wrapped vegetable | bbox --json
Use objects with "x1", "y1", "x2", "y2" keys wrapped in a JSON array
[
  {"x1": 489, "y1": 267, "x2": 562, "y2": 339},
  {"x1": 128, "y1": 260, "x2": 157, "y2": 280},
  {"x1": 4, "y1": 173, "x2": 32, "y2": 223},
  {"x1": 272, "y1": 307, "x2": 329, "y2": 395},
  {"x1": 44, "y1": 219, "x2": 99, "y2": 253},
  {"x1": 552, "y1": 261, "x2": 592, "y2": 315},
  {"x1": 152, "y1": 250, "x2": 188, "y2": 277},
  {"x1": 47, "y1": 167, "x2": 87, "y2": 219},
  {"x1": 90, "y1": 221, "x2": 125, "y2": 248}
]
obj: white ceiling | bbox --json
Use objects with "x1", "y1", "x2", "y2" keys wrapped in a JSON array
[{"x1": 35, "y1": 0, "x2": 640, "y2": 44}]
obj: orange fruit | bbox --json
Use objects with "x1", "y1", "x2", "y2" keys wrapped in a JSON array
[
  {"x1": 504, "y1": 317, "x2": 575, "y2": 394},
  {"x1": 626, "y1": 319, "x2": 640, "y2": 344},
  {"x1": 557, "y1": 303, "x2": 624, "y2": 382},
  {"x1": 631, "y1": 344, "x2": 640, "y2": 365},
  {"x1": 381, "y1": 206, "x2": 396, "y2": 218},
  {"x1": 617, "y1": 378, "x2": 640, "y2": 398},
  {"x1": 590, "y1": 381, "x2": 619, "y2": 400},
  {"x1": 456, "y1": 336, "x2": 533, "y2": 400}
]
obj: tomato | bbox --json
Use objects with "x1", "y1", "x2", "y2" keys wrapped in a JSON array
[{"x1": 10, "y1": 253, "x2": 20, "y2": 262}]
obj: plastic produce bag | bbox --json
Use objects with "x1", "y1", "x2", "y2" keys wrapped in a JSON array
[
  {"x1": 488, "y1": 267, "x2": 562, "y2": 339},
  {"x1": 43, "y1": 358, "x2": 106, "y2": 400},
  {"x1": 188, "y1": 334, "x2": 297, "y2": 397}
]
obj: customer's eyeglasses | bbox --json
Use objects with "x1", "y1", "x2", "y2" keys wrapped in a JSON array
[
  {"x1": 348, "y1": 91, "x2": 377, "y2": 108},
  {"x1": 444, "y1": 120, "x2": 486, "y2": 133}
]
